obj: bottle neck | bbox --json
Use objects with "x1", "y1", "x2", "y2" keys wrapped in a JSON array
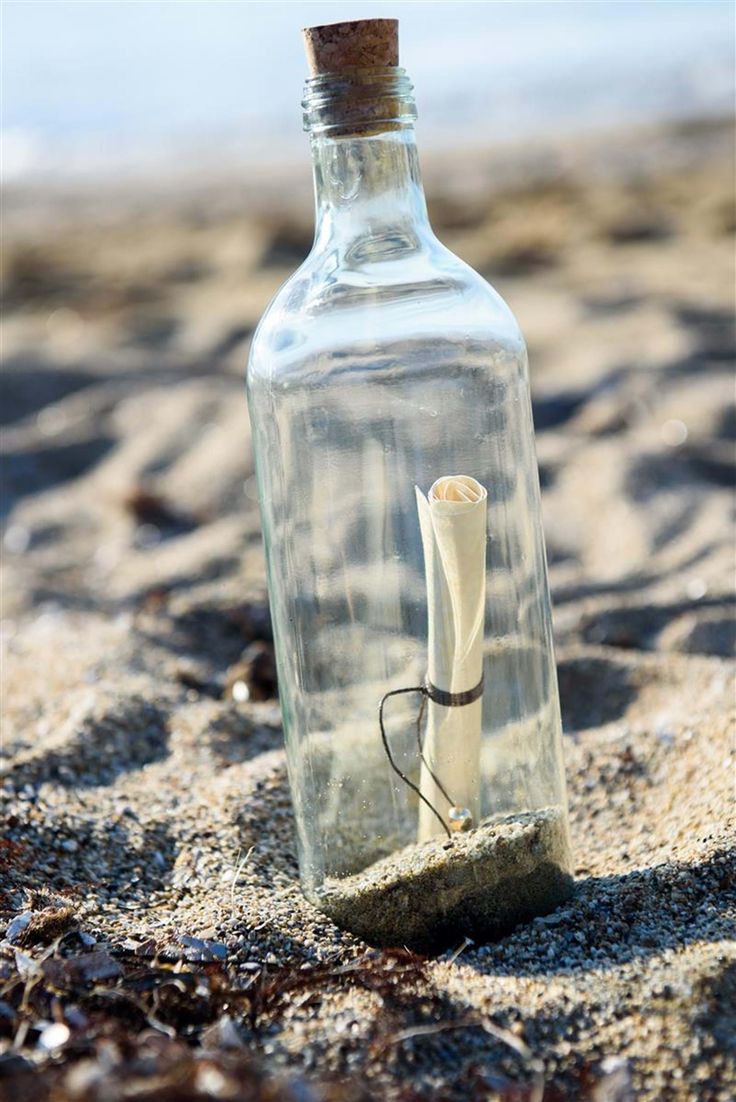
[
  {"x1": 309, "y1": 128, "x2": 430, "y2": 249},
  {"x1": 302, "y1": 68, "x2": 431, "y2": 254}
]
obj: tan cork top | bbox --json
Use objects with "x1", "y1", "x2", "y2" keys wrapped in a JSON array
[{"x1": 303, "y1": 18, "x2": 399, "y2": 76}]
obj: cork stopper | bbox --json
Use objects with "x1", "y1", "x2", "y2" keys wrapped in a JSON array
[{"x1": 303, "y1": 18, "x2": 399, "y2": 76}]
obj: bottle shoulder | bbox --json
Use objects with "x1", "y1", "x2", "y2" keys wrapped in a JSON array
[{"x1": 248, "y1": 231, "x2": 526, "y2": 384}]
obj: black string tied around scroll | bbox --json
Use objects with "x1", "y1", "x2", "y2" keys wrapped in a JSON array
[{"x1": 378, "y1": 675, "x2": 484, "y2": 840}]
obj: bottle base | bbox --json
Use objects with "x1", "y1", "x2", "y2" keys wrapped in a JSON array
[{"x1": 311, "y1": 806, "x2": 573, "y2": 954}]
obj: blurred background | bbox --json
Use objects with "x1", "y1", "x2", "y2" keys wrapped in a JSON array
[
  {"x1": 3, "y1": 1, "x2": 735, "y2": 179},
  {"x1": 2, "y1": 1, "x2": 735, "y2": 679}
]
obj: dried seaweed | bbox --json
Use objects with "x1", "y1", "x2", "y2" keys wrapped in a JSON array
[
  {"x1": 249, "y1": 948, "x2": 428, "y2": 1027},
  {"x1": 9, "y1": 907, "x2": 77, "y2": 949},
  {"x1": 0, "y1": 940, "x2": 385, "y2": 1100}
]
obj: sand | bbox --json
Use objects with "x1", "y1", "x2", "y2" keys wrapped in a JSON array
[
  {"x1": 1, "y1": 117, "x2": 735, "y2": 1100},
  {"x1": 316, "y1": 808, "x2": 573, "y2": 953}
]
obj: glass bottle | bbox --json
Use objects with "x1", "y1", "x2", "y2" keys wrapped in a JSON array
[{"x1": 246, "y1": 20, "x2": 573, "y2": 952}]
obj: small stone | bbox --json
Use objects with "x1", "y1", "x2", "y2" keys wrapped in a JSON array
[
  {"x1": 201, "y1": 1015, "x2": 243, "y2": 1050},
  {"x1": 38, "y1": 1022, "x2": 70, "y2": 1051},
  {"x1": 64, "y1": 1006, "x2": 90, "y2": 1030},
  {"x1": 534, "y1": 911, "x2": 565, "y2": 926},
  {"x1": 196, "y1": 1065, "x2": 231, "y2": 1096},
  {"x1": 5, "y1": 912, "x2": 33, "y2": 944},
  {"x1": 226, "y1": 641, "x2": 277, "y2": 703},
  {"x1": 72, "y1": 951, "x2": 122, "y2": 982},
  {"x1": 231, "y1": 680, "x2": 250, "y2": 703},
  {"x1": 0, "y1": 1053, "x2": 33, "y2": 1074},
  {"x1": 179, "y1": 935, "x2": 228, "y2": 962}
]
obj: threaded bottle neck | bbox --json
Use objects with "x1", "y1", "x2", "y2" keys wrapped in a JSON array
[{"x1": 302, "y1": 68, "x2": 417, "y2": 138}]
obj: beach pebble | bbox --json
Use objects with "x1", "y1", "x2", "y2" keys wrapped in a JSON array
[
  {"x1": 179, "y1": 935, "x2": 229, "y2": 962},
  {"x1": 5, "y1": 912, "x2": 33, "y2": 944},
  {"x1": 38, "y1": 1023, "x2": 71, "y2": 1051}
]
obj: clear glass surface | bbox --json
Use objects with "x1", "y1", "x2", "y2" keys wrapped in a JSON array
[{"x1": 247, "y1": 80, "x2": 572, "y2": 949}]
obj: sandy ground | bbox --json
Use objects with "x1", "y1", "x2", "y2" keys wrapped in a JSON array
[{"x1": 1, "y1": 117, "x2": 735, "y2": 1100}]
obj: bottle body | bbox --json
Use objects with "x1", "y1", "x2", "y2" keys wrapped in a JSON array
[{"x1": 247, "y1": 107, "x2": 572, "y2": 950}]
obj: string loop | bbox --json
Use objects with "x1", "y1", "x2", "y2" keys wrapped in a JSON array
[{"x1": 378, "y1": 675, "x2": 484, "y2": 840}]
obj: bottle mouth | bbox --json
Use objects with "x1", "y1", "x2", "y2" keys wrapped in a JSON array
[{"x1": 302, "y1": 67, "x2": 417, "y2": 137}]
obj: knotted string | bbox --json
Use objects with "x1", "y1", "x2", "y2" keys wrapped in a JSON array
[{"x1": 378, "y1": 676, "x2": 484, "y2": 840}]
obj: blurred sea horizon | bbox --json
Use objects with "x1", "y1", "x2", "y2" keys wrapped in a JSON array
[{"x1": 3, "y1": 0, "x2": 734, "y2": 184}]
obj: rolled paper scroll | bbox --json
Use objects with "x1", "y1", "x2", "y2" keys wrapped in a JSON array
[{"x1": 415, "y1": 475, "x2": 488, "y2": 842}]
